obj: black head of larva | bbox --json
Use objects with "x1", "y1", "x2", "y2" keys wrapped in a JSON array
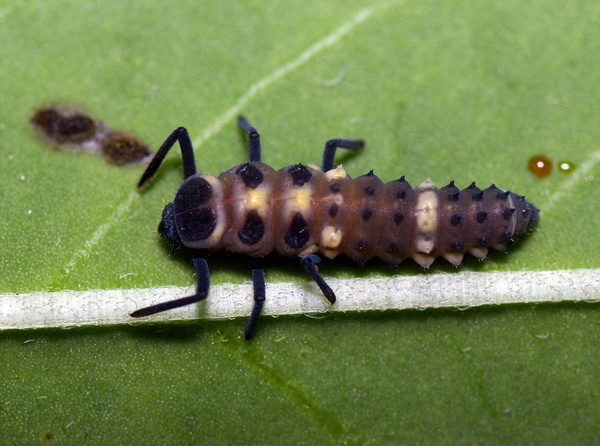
[
  {"x1": 158, "y1": 202, "x2": 181, "y2": 248},
  {"x1": 169, "y1": 175, "x2": 219, "y2": 248}
]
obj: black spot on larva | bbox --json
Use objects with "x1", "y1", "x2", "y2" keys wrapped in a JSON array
[
  {"x1": 489, "y1": 184, "x2": 498, "y2": 189},
  {"x1": 451, "y1": 241, "x2": 463, "y2": 251},
  {"x1": 285, "y1": 213, "x2": 310, "y2": 249},
  {"x1": 178, "y1": 177, "x2": 213, "y2": 208},
  {"x1": 182, "y1": 208, "x2": 216, "y2": 241},
  {"x1": 366, "y1": 170, "x2": 375, "y2": 177},
  {"x1": 236, "y1": 163, "x2": 263, "y2": 189},
  {"x1": 238, "y1": 210, "x2": 265, "y2": 245},
  {"x1": 358, "y1": 240, "x2": 369, "y2": 251},
  {"x1": 394, "y1": 212, "x2": 404, "y2": 224},
  {"x1": 195, "y1": 179, "x2": 213, "y2": 204},
  {"x1": 362, "y1": 208, "x2": 373, "y2": 221},
  {"x1": 497, "y1": 190, "x2": 510, "y2": 200},
  {"x1": 448, "y1": 191, "x2": 460, "y2": 202},
  {"x1": 396, "y1": 190, "x2": 406, "y2": 200},
  {"x1": 364, "y1": 186, "x2": 375, "y2": 196},
  {"x1": 467, "y1": 182, "x2": 477, "y2": 189},
  {"x1": 522, "y1": 208, "x2": 530, "y2": 218},
  {"x1": 330, "y1": 183, "x2": 341, "y2": 193},
  {"x1": 450, "y1": 214, "x2": 462, "y2": 226},
  {"x1": 389, "y1": 243, "x2": 399, "y2": 252},
  {"x1": 502, "y1": 208, "x2": 516, "y2": 220},
  {"x1": 447, "y1": 180, "x2": 455, "y2": 187},
  {"x1": 472, "y1": 191, "x2": 484, "y2": 201},
  {"x1": 288, "y1": 164, "x2": 312, "y2": 186},
  {"x1": 329, "y1": 203, "x2": 338, "y2": 218},
  {"x1": 478, "y1": 237, "x2": 489, "y2": 247},
  {"x1": 499, "y1": 232, "x2": 512, "y2": 242},
  {"x1": 476, "y1": 212, "x2": 488, "y2": 223}
]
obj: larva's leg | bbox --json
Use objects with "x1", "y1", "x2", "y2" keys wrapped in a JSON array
[
  {"x1": 300, "y1": 254, "x2": 336, "y2": 304},
  {"x1": 322, "y1": 138, "x2": 364, "y2": 172},
  {"x1": 245, "y1": 267, "x2": 266, "y2": 340},
  {"x1": 229, "y1": 114, "x2": 267, "y2": 339},
  {"x1": 237, "y1": 116, "x2": 261, "y2": 162},
  {"x1": 130, "y1": 257, "x2": 210, "y2": 317},
  {"x1": 137, "y1": 127, "x2": 196, "y2": 191}
]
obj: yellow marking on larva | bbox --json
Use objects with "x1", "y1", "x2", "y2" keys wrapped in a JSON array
[
  {"x1": 322, "y1": 249, "x2": 339, "y2": 259},
  {"x1": 443, "y1": 252, "x2": 464, "y2": 266},
  {"x1": 415, "y1": 237, "x2": 434, "y2": 254},
  {"x1": 321, "y1": 225, "x2": 343, "y2": 249},
  {"x1": 412, "y1": 253, "x2": 436, "y2": 269},
  {"x1": 299, "y1": 245, "x2": 319, "y2": 256},
  {"x1": 285, "y1": 187, "x2": 313, "y2": 214},
  {"x1": 324, "y1": 165, "x2": 347, "y2": 180},
  {"x1": 200, "y1": 174, "x2": 226, "y2": 245},
  {"x1": 243, "y1": 187, "x2": 268, "y2": 212},
  {"x1": 414, "y1": 178, "x2": 438, "y2": 254},
  {"x1": 469, "y1": 247, "x2": 488, "y2": 259},
  {"x1": 324, "y1": 194, "x2": 344, "y2": 207}
]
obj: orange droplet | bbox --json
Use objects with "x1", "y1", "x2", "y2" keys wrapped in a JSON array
[{"x1": 528, "y1": 155, "x2": 552, "y2": 178}]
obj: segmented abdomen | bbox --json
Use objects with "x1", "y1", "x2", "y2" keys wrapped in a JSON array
[{"x1": 172, "y1": 162, "x2": 538, "y2": 267}]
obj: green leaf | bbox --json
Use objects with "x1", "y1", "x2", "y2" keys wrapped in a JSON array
[{"x1": 1, "y1": 0, "x2": 598, "y2": 444}]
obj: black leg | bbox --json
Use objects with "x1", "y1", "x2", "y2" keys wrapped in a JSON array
[
  {"x1": 245, "y1": 267, "x2": 266, "y2": 340},
  {"x1": 130, "y1": 257, "x2": 210, "y2": 317},
  {"x1": 237, "y1": 116, "x2": 261, "y2": 162},
  {"x1": 137, "y1": 127, "x2": 197, "y2": 191},
  {"x1": 322, "y1": 138, "x2": 364, "y2": 172},
  {"x1": 300, "y1": 254, "x2": 336, "y2": 304}
]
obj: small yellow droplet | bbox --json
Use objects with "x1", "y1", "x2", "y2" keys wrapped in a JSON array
[{"x1": 557, "y1": 160, "x2": 576, "y2": 174}]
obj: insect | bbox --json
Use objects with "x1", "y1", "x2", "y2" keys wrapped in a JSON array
[{"x1": 131, "y1": 117, "x2": 539, "y2": 339}]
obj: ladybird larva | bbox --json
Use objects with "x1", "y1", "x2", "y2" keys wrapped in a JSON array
[{"x1": 131, "y1": 117, "x2": 539, "y2": 339}]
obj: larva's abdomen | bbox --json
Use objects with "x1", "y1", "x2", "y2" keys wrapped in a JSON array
[
  {"x1": 173, "y1": 162, "x2": 538, "y2": 268},
  {"x1": 379, "y1": 177, "x2": 416, "y2": 265},
  {"x1": 325, "y1": 174, "x2": 537, "y2": 267}
]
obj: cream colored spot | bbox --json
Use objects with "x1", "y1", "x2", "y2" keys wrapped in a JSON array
[
  {"x1": 321, "y1": 225, "x2": 343, "y2": 249},
  {"x1": 286, "y1": 187, "x2": 313, "y2": 214},
  {"x1": 415, "y1": 237, "x2": 434, "y2": 254},
  {"x1": 243, "y1": 187, "x2": 268, "y2": 212},
  {"x1": 414, "y1": 179, "x2": 438, "y2": 254},
  {"x1": 324, "y1": 165, "x2": 347, "y2": 179},
  {"x1": 415, "y1": 180, "x2": 437, "y2": 230},
  {"x1": 202, "y1": 174, "x2": 221, "y2": 190},
  {"x1": 443, "y1": 252, "x2": 464, "y2": 266},
  {"x1": 324, "y1": 194, "x2": 344, "y2": 207},
  {"x1": 469, "y1": 247, "x2": 488, "y2": 259},
  {"x1": 415, "y1": 190, "x2": 437, "y2": 232},
  {"x1": 412, "y1": 253, "x2": 436, "y2": 269}
]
